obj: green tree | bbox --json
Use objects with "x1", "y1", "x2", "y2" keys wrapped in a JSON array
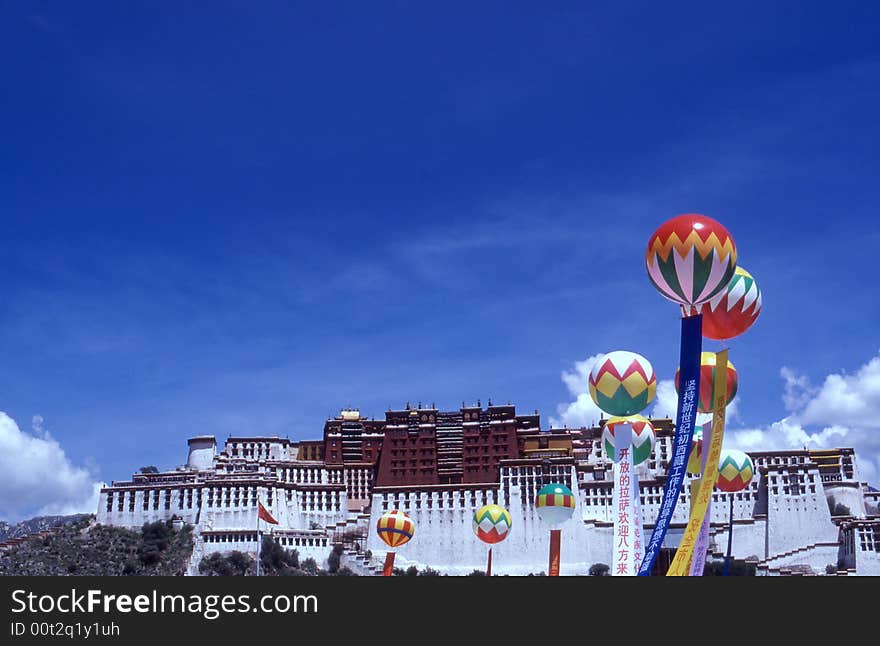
[
  {"x1": 259, "y1": 536, "x2": 300, "y2": 575},
  {"x1": 327, "y1": 544, "x2": 344, "y2": 574},
  {"x1": 300, "y1": 558, "x2": 319, "y2": 575},
  {"x1": 199, "y1": 551, "x2": 254, "y2": 576}
]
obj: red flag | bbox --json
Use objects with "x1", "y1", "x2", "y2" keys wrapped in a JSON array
[{"x1": 258, "y1": 501, "x2": 279, "y2": 525}]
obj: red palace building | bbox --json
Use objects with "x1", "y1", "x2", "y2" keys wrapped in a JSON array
[{"x1": 322, "y1": 401, "x2": 544, "y2": 488}]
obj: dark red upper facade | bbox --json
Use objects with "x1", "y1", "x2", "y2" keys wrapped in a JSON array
[{"x1": 375, "y1": 403, "x2": 541, "y2": 486}]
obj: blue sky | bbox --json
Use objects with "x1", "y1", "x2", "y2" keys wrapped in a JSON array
[{"x1": 1, "y1": 2, "x2": 879, "y2": 519}]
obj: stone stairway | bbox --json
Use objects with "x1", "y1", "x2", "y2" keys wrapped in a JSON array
[
  {"x1": 758, "y1": 541, "x2": 840, "y2": 567},
  {"x1": 325, "y1": 507, "x2": 379, "y2": 575},
  {"x1": 185, "y1": 519, "x2": 212, "y2": 576}
]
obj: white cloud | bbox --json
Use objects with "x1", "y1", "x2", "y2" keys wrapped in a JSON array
[
  {"x1": 553, "y1": 351, "x2": 880, "y2": 487},
  {"x1": 651, "y1": 379, "x2": 678, "y2": 419},
  {"x1": 0, "y1": 412, "x2": 103, "y2": 522},
  {"x1": 724, "y1": 354, "x2": 880, "y2": 487},
  {"x1": 550, "y1": 354, "x2": 608, "y2": 428},
  {"x1": 798, "y1": 356, "x2": 880, "y2": 429}
]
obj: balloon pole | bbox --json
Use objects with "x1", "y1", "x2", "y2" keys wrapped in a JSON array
[
  {"x1": 486, "y1": 548, "x2": 492, "y2": 577},
  {"x1": 638, "y1": 314, "x2": 702, "y2": 575},
  {"x1": 723, "y1": 496, "x2": 734, "y2": 576},
  {"x1": 382, "y1": 552, "x2": 395, "y2": 577},
  {"x1": 548, "y1": 529, "x2": 561, "y2": 576}
]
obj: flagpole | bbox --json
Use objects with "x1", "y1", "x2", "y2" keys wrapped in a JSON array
[
  {"x1": 723, "y1": 495, "x2": 734, "y2": 576},
  {"x1": 256, "y1": 493, "x2": 262, "y2": 577}
]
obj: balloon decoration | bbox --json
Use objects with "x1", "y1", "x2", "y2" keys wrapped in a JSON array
[
  {"x1": 473, "y1": 504, "x2": 512, "y2": 576},
  {"x1": 589, "y1": 351, "x2": 657, "y2": 417},
  {"x1": 675, "y1": 351, "x2": 738, "y2": 413},
  {"x1": 589, "y1": 349, "x2": 655, "y2": 577},
  {"x1": 645, "y1": 213, "x2": 737, "y2": 308},
  {"x1": 716, "y1": 448, "x2": 754, "y2": 575},
  {"x1": 535, "y1": 483, "x2": 576, "y2": 527},
  {"x1": 683, "y1": 266, "x2": 762, "y2": 340},
  {"x1": 716, "y1": 449, "x2": 755, "y2": 492},
  {"x1": 473, "y1": 504, "x2": 511, "y2": 543},
  {"x1": 535, "y1": 483, "x2": 576, "y2": 576},
  {"x1": 602, "y1": 415, "x2": 656, "y2": 466},
  {"x1": 376, "y1": 509, "x2": 415, "y2": 576}
]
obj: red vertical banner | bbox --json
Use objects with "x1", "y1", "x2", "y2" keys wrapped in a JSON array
[
  {"x1": 548, "y1": 529, "x2": 561, "y2": 576},
  {"x1": 382, "y1": 552, "x2": 395, "y2": 577},
  {"x1": 486, "y1": 548, "x2": 493, "y2": 577}
]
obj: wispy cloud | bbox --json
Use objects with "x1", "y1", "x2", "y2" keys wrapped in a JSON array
[{"x1": 725, "y1": 354, "x2": 880, "y2": 485}]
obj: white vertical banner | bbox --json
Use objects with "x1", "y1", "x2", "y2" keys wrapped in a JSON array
[
  {"x1": 688, "y1": 420, "x2": 713, "y2": 576},
  {"x1": 612, "y1": 424, "x2": 637, "y2": 576}
]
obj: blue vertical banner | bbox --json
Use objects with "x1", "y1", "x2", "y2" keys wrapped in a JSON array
[{"x1": 637, "y1": 314, "x2": 702, "y2": 576}]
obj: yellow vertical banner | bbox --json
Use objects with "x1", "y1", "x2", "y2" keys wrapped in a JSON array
[{"x1": 666, "y1": 349, "x2": 729, "y2": 576}]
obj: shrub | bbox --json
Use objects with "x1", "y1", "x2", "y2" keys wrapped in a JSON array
[
  {"x1": 589, "y1": 563, "x2": 610, "y2": 576},
  {"x1": 300, "y1": 558, "x2": 319, "y2": 575},
  {"x1": 827, "y1": 496, "x2": 852, "y2": 517},
  {"x1": 199, "y1": 551, "x2": 254, "y2": 576},
  {"x1": 327, "y1": 544, "x2": 344, "y2": 574},
  {"x1": 259, "y1": 536, "x2": 300, "y2": 574}
]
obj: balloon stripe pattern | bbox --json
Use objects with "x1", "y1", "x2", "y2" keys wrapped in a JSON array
[
  {"x1": 473, "y1": 504, "x2": 512, "y2": 545},
  {"x1": 376, "y1": 510, "x2": 415, "y2": 548},
  {"x1": 646, "y1": 214, "x2": 737, "y2": 307},
  {"x1": 589, "y1": 351, "x2": 657, "y2": 417},
  {"x1": 602, "y1": 415, "x2": 656, "y2": 465},
  {"x1": 535, "y1": 483, "x2": 576, "y2": 528},
  {"x1": 675, "y1": 352, "x2": 738, "y2": 414},
  {"x1": 716, "y1": 449, "x2": 754, "y2": 493},
  {"x1": 684, "y1": 266, "x2": 762, "y2": 340}
]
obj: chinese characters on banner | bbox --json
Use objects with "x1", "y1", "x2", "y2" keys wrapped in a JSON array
[
  {"x1": 638, "y1": 314, "x2": 702, "y2": 576},
  {"x1": 667, "y1": 350, "x2": 729, "y2": 576},
  {"x1": 612, "y1": 424, "x2": 639, "y2": 575},
  {"x1": 631, "y1": 449, "x2": 646, "y2": 572},
  {"x1": 688, "y1": 420, "x2": 713, "y2": 576}
]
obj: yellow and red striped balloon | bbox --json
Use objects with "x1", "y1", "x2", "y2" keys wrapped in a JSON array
[
  {"x1": 376, "y1": 509, "x2": 415, "y2": 548},
  {"x1": 675, "y1": 351, "x2": 738, "y2": 413}
]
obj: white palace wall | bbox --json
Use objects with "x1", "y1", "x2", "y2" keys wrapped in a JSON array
[{"x1": 96, "y1": 433, "x2": 880, "y2": 575}]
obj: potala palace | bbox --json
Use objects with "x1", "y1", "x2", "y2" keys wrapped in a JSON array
[{"x1": 95, "y1": 403, "x2": 880, "y2": 576}]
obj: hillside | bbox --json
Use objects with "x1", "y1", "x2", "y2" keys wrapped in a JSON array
[
  {"x1": 0, "y1": 514, "x2": 91, "y2": 542},
  {"x1": 0, "y1": 516, "x2": 194, "y2": 576}
]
